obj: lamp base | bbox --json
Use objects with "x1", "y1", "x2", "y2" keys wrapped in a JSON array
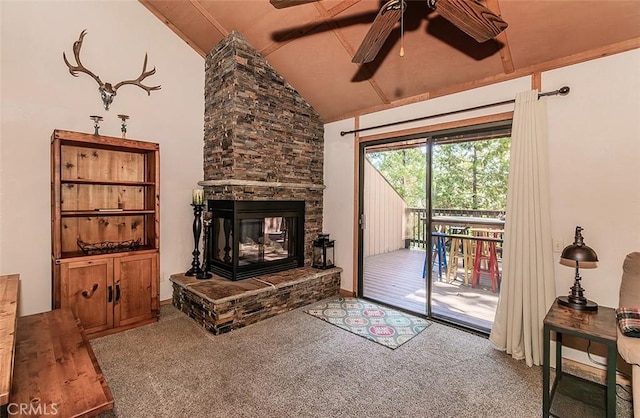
[{"x1": 557, "y1": 296, "x2": 598, "y2": 312}]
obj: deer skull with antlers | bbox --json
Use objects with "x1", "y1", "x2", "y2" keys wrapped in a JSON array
[{"x1": 63, "y1": 30, "x2": 161, "y2": 110}]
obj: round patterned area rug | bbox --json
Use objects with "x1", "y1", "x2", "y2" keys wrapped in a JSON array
[{"x1": 305, "y1": 297, "x2": 431, "y2": 349}]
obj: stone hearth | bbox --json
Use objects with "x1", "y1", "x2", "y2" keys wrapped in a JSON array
[{"x1": 171, "y1": 267, "x2": 341, "y2": 335}]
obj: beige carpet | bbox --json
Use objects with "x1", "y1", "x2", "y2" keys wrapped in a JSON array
[{"x1": 91, "y1": 304, "x2": 632, "y2": 418}]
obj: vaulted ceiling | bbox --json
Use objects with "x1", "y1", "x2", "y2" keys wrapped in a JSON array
[{"x1": 140, "y1": 0, "x2": 640, "y2": 122}]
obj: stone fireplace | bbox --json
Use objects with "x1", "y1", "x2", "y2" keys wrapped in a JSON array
[
  {"x1": 171, "y1": 32, "x2": 340, "y2": 335},
  {"x1": 199, "y1": 31, "x2": 324, "y2": 271}
]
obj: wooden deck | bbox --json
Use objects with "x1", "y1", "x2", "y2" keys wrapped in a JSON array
[{"x1": 363, "y1": 249, "x2": 499, "y2": 331}]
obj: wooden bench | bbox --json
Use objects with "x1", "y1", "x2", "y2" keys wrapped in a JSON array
[
  {"x1": 0, "y1": 275, "x2": 19, "y2": 411},
  {"x1": 0, "y1": 274, "x2": 114, "y2": 417}
]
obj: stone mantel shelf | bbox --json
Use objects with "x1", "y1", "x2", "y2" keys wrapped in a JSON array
[{"x1": 199, "y1": 179, "x2": 326, "y2": 191}]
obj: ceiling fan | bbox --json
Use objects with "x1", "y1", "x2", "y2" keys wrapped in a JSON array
[{"x1": 270, "y1": 0, "x2": 508, "y2": 63}]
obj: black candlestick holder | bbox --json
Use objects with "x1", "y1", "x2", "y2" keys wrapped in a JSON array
[
  {"x1": 201, "y1": 212, "x2": 212, "y2": 273},
  {"x1": 185, "y1": 204, "x2": 212, "y2": 279}
]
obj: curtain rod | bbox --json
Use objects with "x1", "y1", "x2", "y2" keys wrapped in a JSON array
[{"x1": 340, "y1": 86, "x2": 570, "y2": 137}]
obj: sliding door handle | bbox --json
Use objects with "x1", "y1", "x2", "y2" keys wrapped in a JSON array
[{"x1": 359, "y1": 214, "x2": 366, "y2": 229}]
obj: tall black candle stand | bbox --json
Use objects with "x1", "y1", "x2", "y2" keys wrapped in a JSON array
[
  {"x1": 185, "y1": 204, "x2": 212, "y2": 279},
  {"x1": 201, "y1": 212, "x2": 212, "y2": 274}
]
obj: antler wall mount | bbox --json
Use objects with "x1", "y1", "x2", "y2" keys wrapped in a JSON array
[{"x1": 63, "y1": 30, "x2": 161, "y2": 110}]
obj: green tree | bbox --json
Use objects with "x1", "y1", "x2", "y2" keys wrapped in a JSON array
[
  {"x1": 367, "y1": 137, "x2": 509, "y2": 211},
  {"x1": 432, "y1": 138, "x2": 510, "y2": 210}
]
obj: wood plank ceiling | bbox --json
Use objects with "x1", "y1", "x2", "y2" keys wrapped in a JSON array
[{"x1": 140, "y1": 0, "x2": 640, "y2": 122}]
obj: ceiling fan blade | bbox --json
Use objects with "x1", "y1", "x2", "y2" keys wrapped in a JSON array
[
  {"x1": 270, "y1": 0, "x2": 320, "y2": 9},
  {"x1": 428, "y1": 0, "x2": 508, "y2": 42},
  {"x1": 352, "y1": 0, "x2": 404, "y2": 64}
]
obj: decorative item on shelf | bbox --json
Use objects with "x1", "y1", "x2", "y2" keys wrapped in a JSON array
[
  {"x1": 558, "y1": 226, "x2": 599, "y2": 311},
  {"x1": 89, "y1": 115, "x2": 103, "y2": 135},
  {"x1": 77, "y1": 238, "x2": 141, "y2": 255},
  {"x1": 312, "y1": 233, "x2": 335, "y2": 269},
  {"x1": 192, "y1": 189, "x2": 204, "y2": 206},
  {"x1": 64, "y1": 30, "x2": 161, "y2": 110},
  {"x1": 117, "y1": 114, "x2": 129, "y2": 138},
  {"x1": 185, "y1": 199, "x2": 211, "y2": 279}
]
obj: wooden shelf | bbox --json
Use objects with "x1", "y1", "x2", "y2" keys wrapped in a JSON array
[
  {"x1": 59, "y1": 245, "x2": 157, "y2": 260},
  {"x1": 61, "y1": 210, "x2": 156, "y2": 217},
  {"x1": 51, "y1": 129, "x2": 160, "y2": 338},
  {"x1": 53, "y1": 129, "x2": 159, "y2": 151},
  {"x1": 61, "y1": 179, "x2": 155, "y2": 186}
]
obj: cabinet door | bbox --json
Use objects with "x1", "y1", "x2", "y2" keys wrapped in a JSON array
[
  {"x1": 60, "y1": 259, "x2": 114, "y2": 335},
  {"x1": 113, "y1": 252, "x2": 158, "y2": 327}
]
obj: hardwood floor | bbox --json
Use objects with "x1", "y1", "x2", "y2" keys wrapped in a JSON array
[{"x1": 363, "y1": 248, "x2": 499, "y2": 331}]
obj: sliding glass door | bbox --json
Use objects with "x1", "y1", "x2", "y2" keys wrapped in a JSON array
[
  {"x1": 429, "y1": 129, "x2": 510, "y2": 331},
  {"x1": 358, "y1": 122, "x2": 511, "y2": 333},
  {"x1": 359, "y1": 138, "x2": 428, "y2": 315}
]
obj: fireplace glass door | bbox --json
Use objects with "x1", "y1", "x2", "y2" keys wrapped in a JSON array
[
  {"x1": 207, "y1": 200, "x2": 304, "y2": 280},
  {"x1": 238, "y1": 216, "x2": 295, "y2": 265}
]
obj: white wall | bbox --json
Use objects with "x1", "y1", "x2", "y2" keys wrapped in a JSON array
[
  {"x1": 323, "y1": 118, "x2": 356, "y2": 292},
  {"x1": 0, "y1": 0, "x2": 205, "y2": 315},
  {"x1": 360, "y1": 77, "x2": 531, "y2": 136},
  {"x1": 544, "y1": 49, "x2": 640, "y2": 308}
]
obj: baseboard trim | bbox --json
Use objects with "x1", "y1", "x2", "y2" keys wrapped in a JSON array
[
  {"x1": 160, "y1": 298, "x2": 173, "y2": 306},
  {"x1": 562, "y1": 358, "x2": 632, "y2": 387},
  {"x1": 339, "y1": 289, "x2": 356, "y2": 297}
]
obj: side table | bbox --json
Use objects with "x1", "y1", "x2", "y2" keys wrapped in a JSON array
[{"x1": 543, "y1": 299, "x2": 617, "y2": 417}]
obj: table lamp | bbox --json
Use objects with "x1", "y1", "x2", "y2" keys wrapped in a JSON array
[{"x1": 558, "y1": 226, "x2": 599, "y2": 311}]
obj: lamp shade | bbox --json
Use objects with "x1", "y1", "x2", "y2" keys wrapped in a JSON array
[
  {"x1": 560, "y1": 245, "x2": 598, "y2": 262},
  {"x1": 560, "y1": 226, "x2": 598, "y2": 262}
]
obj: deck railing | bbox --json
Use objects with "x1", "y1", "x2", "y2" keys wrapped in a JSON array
[
  {"x1": 432, "y1": 208, "x2": 505, "y2": 218},
  {"x1": 407, "y1": 208, "x2": 428, "y2": 249},
  {"x1": 406, "y1": 208, "x2": 505, "y2": 249}
]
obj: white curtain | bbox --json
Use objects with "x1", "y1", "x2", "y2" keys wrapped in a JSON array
[{"x1": 489, "y1": 90, "x2": 556, "y2": 367}]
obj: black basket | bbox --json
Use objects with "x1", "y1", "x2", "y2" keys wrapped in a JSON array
[{"x1": 77, "y1": 238, "x2": 141, "y2": 255}]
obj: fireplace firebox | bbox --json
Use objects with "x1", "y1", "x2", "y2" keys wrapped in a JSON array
[{"x1": 204, "y1": 200, "x2": 305, "y2": 280}]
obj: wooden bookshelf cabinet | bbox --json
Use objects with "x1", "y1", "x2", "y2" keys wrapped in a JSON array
[{"x1": 51, "y1": 129, "x2": 159, "y2": 338}]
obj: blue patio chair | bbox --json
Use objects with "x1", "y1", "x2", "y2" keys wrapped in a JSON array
[{"x1": 423, "y1": 231, "x2": 448, "y2": 279}]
